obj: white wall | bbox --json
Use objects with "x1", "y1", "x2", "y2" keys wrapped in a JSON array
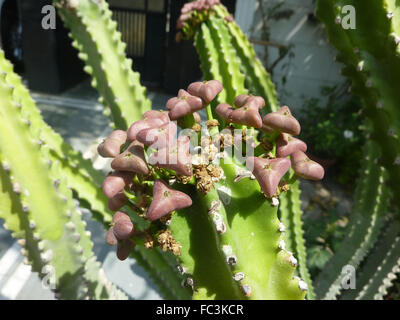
[{"x1": 235, "y1": 0, "x2": 345, "y2": 110}]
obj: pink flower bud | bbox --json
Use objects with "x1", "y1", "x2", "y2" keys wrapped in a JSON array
[
  {"x1": 102, "y1": 171, "x2": 134, "y2": 199},
  {"x1": 108, "y1": 192, "x2": 127, "y2": 211},
  {"x1": 111, "y1": 140, "x2": 149, "y2": 175},
  {"x1": 113, "y1": 218, "x2": 135, "y2": 240},
  {"x1": 106, "y1": 228, "x2": 118, "y2": 246},
  {"x1": 276, "y1": 133, "x2": 307, "y2": 158},
  {"x1": 230, "y1": 104, "x2": 263, "y2": 128},
  {"x1": 181, "y1": 3, "x2": 195, "y2": 14},
  {"x1": 142, "y1": 110, "x2": 170, "y2": 123},
  {"x1": 187, "y1": 80, "x2": 223, "y2": 103},
  {"x1": 127, "y1": 111, "x2": 169, "y2": 141},
  {"x1": 262, "y1": 106, "x2": 301, "y2": 136},
  {"x1": 234, "y1": 95, "x2": 265, "y2": 109},
  {"x1": 147, "y1": 179, "x2": 193, "y2": 221},
  {"x1": 246, "y1": 157, "x2": 291, "y2": 198},
  {"x1": 291, "y1": 151, "x2": 325, "y2": 181},
  {"x1": 176, "y1": 13, "x2": 192, "y2": 29},
  {"x1": 260, "y1": 123, "x2": 275, "y2": 134},
  {"x1": 166, "y1": 89, "x2": 204, "y2": 120},
  {"x1": 116, "y1": 239, "x2": 135, "y2": 261},
  {"x1": 216, "y1": 103, "x2": 262, "y2": 128},
  {"x1": 149, "y1": 136, "x2": 192, "y2": 176},
  {"x1": 97, "y1": 130, "x2": 127, "y2": 158},
  {"x1": 216, "y1": 103, "x2": 234, "y2": 121},
  {"x1": 225, "y1": 15, "x2": 234, "y2": 22},
  {"x1": 136, "y1": 122, "x2": 177, "y2": 149},
  {"x1": 112, "y1": 211, "x2": 131, "y2": 223},
  {"x1": 193, "y1": 112, "x2": 201, "y2": 123}
]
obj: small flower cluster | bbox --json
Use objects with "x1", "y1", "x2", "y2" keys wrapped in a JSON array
[
  {"x1": 97, "y1": 80, "x2": 224, "y2": 259},
  {"x1": 97, "y1": 79, "x2": 324, "y2": 260},
  {"x1": 177, "y1": 0, "x2": 221, "y2": 29},
  {"x1": 175, "y1": 0, "x2": 232, "y2": 42},
  {"x1": 105, "y1": 211, "x2": 136, "y2": 261},
  {"x1": 239, "y1": 104, "x2": 324, "y2": 198}
]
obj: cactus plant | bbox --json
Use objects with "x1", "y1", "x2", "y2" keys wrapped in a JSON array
[
  {"x1": 0, "y1": 0, "x2": 399, "y2": 301},
  {"x1": 313, "y1": 0, "x2": 400, "y2": 300},
  {"x1": 97, "y1": 78, "x2": 325, "y2": 299},
  {"x1": 0, "y1": 66, "x2": 126, "y2": 299},
  {"x1": 53, "y1": 0, "x2": 151, "y2": 130},
  {"x1": 177, "y1": 0, "x2": 316, "y2": 299},
  {"x1": 316, "y1": 0, "x2": 400, "y2": 208}
]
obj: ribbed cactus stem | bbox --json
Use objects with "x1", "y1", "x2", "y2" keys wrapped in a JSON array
[
  {"x1": 279, "y1": 178, "x2": 315, "y2": 299},
  {"x1": 54, "y1": 0, "x2": 152, "y2": 130},
  {"x1": 316, "y1": 0, "x2": 400, "y2": 208},
  {"x1": 347, "y1": 221, "x2": 400, "y2": 300},
  {"x1": 315, "y1": 141, "x2": 390, "y2": 299},
  {"x1": 213, "y1": 4, "x2": 279, "y2": 113},
  {"x1": 0, "y1": 72, "x2": 126, "y2": 299},
  {"x1": 182, "y1": 3, "x2": 311, "y2": 298},
  {"x1": 0, "y1": 49, "x2": 113, "y2": 225}
]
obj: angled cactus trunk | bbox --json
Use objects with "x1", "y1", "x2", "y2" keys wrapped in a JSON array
[
  {"x1": 341, "y1": 220, "x2": 400, "y2": 300},
  {"x1": 0, "y1": 70, "x2": 126, "y2": 299},
  {"x1": 53, "y1": 0, "x2": 152, "y2": 130},
  {"x1": 168, "y1": 160, "x2": 306, "y2": 299},
  {"x1": 51, "y1": 0, "x2": 194, "y2": 299},
  {"x1": 0, "y1": 49, "x2": 113, "y2": 225},
  {"x1": 316, "y1": 0, "x2": 400, "y2": 209},
  {"x1": 314, "y1": 141, "x2": 391, "y2": 299}
]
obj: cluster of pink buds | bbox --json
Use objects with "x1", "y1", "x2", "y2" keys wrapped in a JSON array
[
  {"x1": 214, "y1": 94, "x2": 324, "y2": 198},
  {"x1": 98, "y1": 78, "x2": 324, "y2": 260},
  {"x1": 105, "y1": 211, "x2": 136, "y2": 260},
  {"x1": 230, "y1": 102, "x2": 324, "y2": 198},
  {"x1": 98, "y1": 80, "x2": 225, "y2": 259},
  {"x1": 177, "y1": 0, "x2": 221, "y2": 29}
]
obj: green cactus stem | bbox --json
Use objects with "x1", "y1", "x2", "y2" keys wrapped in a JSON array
[
  {"x1": 316, "y1": 0, "x2": 400, "y2": 208},
  {"x1": 206, "y1": 16, "x2": 247, "y2": 105},
  {"x1": 167, "y1": 158, "x2": 307, "y2": 300},
  {"x1": 0, "y1": 49, "x2": 112, "y2": 225},
  {"x1": 213, "y1": 4, "x2": 279, "y2": 113},
  {"x1": 54, "y1": 0, "x2": 151, "y2": 130},
  {"x1": 314, "y1": 141, "x2": 391, "y2": 299},
  {"x1": 0, "y1": 72, "x2": 126, "y2": 299},
  {"x1": 179, "y1": 2, "x2": 312, "y2": 298},
  {"x1": 279, "y1": 178, "x2": 315, "y2": 299},
  {"x1": 341, "y1": 220, "x2": 400, "y2": 300}
]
